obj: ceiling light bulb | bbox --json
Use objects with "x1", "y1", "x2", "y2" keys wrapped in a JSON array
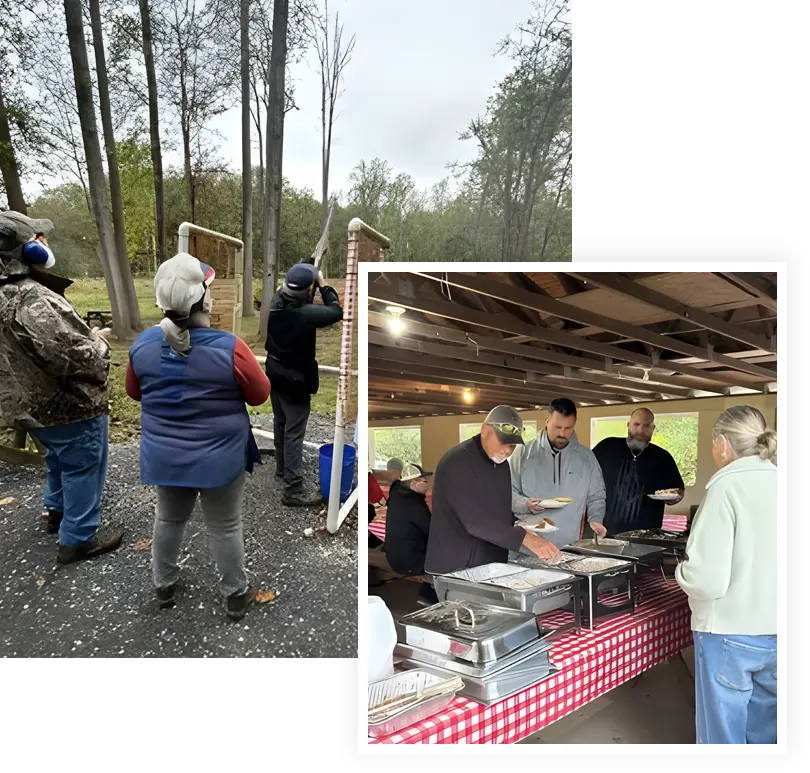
[
  {"x1": 387, "y1": 317, "x2": 405, "y2": 335},
  {"x1": 463, "y1": 389, "x2": 474, "y2": 404}
]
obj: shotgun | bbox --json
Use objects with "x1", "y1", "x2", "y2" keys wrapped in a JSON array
[{"x1": 302, "y1": 200, "x2": 336, "y2": 269}]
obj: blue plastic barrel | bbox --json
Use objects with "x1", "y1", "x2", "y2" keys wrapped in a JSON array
[{"x1": 319, "y1": 443, "x2": 357, "y2": 503}]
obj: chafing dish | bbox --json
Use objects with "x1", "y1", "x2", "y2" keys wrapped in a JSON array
[
  {"x1": 613, "y1": 528, "x2": 688, "y2": 553},
  {"x1": 567, "y1": 538, "x2": 667, "y2": 564},
  {"x1": 396, "y1": 600, "x2": 540, "y2": 664}
]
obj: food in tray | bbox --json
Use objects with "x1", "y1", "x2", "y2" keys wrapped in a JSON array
[
  {"x1": 484, "y1": 577, "x2": 538, "y2": 591},
  {"x1": 528, "y1": 517, "x2": 556, "y2": 530},
  {"x1": 655, "y1": 488, "x2": 680, "y2": 496},
  {"x1": 553, "y1": 497, "x2": 572, "y2": 502},
  {"x1": 563, "y1": 556, "x2": 629, "y2": 573}
]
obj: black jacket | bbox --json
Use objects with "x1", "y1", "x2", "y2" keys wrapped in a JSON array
[
  {"x1": 264, "y1": 284, "x2": 343, "y2": 400},
  {"x1": 385, "y1": 480, "x2": 431, "y2": 575},
  {"x1": 425, "y1": 435, "x2": 526, "y2": 575}
]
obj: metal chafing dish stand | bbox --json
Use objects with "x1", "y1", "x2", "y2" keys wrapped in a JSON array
[
  {"x1": 394, "y1": 601, "x2": 559, "y2": 706},
  {"x1": 432, "y1": 563, "x2": 582, "y2": 637},
  {"x1": 511, "y1": 551, "x2": 636, "y2": 631}
]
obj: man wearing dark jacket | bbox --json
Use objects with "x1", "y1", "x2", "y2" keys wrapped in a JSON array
[
  {"x1": 425, "y1": 405, "x2": 556, "y2": 575},
  {"x1": 265, "y1": 263, "x2": 343, "y2": 506},
  {"x1": 0, "y1": 211, "x2": 123, "y2": 563},
  {"x1": 385, "y1": 464, "x2": 433, "y2": 575}
]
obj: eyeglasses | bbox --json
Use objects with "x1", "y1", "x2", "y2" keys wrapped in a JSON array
[{"x1": 488, "y1": 422, "x2": 526, "y2": 437}]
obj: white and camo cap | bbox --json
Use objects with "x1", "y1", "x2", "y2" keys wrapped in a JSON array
[{"x1": 154, "y1": 253, "x2": 215, "y2": 317}]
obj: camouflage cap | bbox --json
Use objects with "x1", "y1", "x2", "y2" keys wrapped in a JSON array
[{"x1": 0, "y1": 211, "x2": 54, "y2": 257}]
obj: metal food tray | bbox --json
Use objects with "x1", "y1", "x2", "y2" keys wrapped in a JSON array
[
  {"x1": 566, "y1": 540, "x2": 667, "y2": 563},
  {"x1": 513, "y1": 552, "x2": 632, "y2": 575},
  {"x1": 397, "y1": 601, "x2": 540, "y2": 664},
  {"x1": 398, "y1": 654, "x2": 557, "y2": 706},
  {"x1": 395, "y1": 634, "x2": 555, "y2": 678},
  {"x1": 368, "y1": 670, "x2": 460, "y2": 738},
  {"x1": 613, "y1": 529, "x2": 688, "y2": 551},
  {"x1": 435, "y1": 563, "x2": 578, "y2": 616}
]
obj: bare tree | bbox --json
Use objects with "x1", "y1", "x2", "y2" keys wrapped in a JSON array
[
  {"x1": 240, "y1": 0, "x2": 253, "y2": 315},
  {"x1": 157, "y1": 0, "x2": 237, "y2": 225},
  {"x1": 309, "y1": 0, "x2": 354, "y2": 274},
  {"x1": 138, "y1": 0, "x2": 166, "y2": 263},
  {"x1": 259, "y1": 0, "x2": 289, "y2": 334},
  {"x1": 63, "y1": 0, "x2": 139, "y2": 336},
  {"x1": 89, "y1": 0, "x2": 140, "y2": 319},
  {"x1": 0, "y1": 76, "x2": 26, "y2": 212}
]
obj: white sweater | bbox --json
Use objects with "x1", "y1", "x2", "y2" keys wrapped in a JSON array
[{"x1": 675, "y1": 456, "x2": 776, "y2": 635}]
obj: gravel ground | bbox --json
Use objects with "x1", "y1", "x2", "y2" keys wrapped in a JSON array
[{"x1": 0, "y1": 417, "x2": 358, "y2": 658}]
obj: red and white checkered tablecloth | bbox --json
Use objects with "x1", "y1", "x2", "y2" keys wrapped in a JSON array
[{"x1": 369, "y1": 573, "x2": 691, "y2": 744}]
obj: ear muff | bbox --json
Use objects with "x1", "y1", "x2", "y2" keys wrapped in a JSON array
[{"x1": 22, "y1": 240, "x2": 55, "y2": 268}]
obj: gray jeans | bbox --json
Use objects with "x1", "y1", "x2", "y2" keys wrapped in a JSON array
[
  {"x1": 271, "y1": 390, "x2": 311, "y2": 489},
  {"x1": 152, "y1": 473, "x2": 247, "y2": 598}
]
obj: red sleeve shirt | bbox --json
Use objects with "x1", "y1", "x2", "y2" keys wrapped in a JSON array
[
  {"x1": 125, "y1": 361, "x2": 141, "y2": 401},
  {"x1": 233, "y1": 337, "x2": 271, "y2": 406},
  {"x1": 368, "y1": 472, "x2": 385, "y2": 505}
]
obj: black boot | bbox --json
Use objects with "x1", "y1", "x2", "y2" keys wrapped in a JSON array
[
  {"x1": 226, "y1": 587, "x2": 258, "y2": 621},
  {"x1": 282, "y1": 485, "x2": 322, "y2": 507},
  {"x1": 57, "y1": 524, "x2": 124, "y2": 565},
  {"x1": 156, "y1": 584, "x2": 177, "y2": 609},
  {"x1": 44, "y1": 509, "x2": 63, "y2": 535}
]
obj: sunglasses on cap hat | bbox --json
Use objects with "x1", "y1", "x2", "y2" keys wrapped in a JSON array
[{"x1": 490, "y1": 422, "x2": 526, "y2": 438}]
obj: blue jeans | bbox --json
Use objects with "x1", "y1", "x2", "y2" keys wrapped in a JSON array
[
  {"x1": 29, "y1": 415, "x2": 109, "y2": 547},
  {"x1": 693, "y1": 631, "x2": 777, "y2": 744}
]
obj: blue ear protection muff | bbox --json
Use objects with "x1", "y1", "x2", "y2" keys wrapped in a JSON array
[{"x1": 22, "y1": 240, "x2": 50, "y2": 264}]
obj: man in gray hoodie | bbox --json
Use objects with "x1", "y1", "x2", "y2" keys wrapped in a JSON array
[{"x1": 509, "y1": 398, "x2": 607, "y2": 549}]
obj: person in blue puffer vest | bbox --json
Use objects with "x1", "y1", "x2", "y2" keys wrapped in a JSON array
[{"x1": 126, "y1": 253, "x2": 271, "y2": 621}]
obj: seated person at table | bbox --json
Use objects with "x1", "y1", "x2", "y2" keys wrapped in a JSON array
[
  {"x1": 368, "y1": 472, "x2": 386, "y2": 549},
  {"x1": 509, "y1": 398, "x2": 607, "y2": 549},
  {"x1": 386, "y1": 457, "x2": 404, "y2": 482},
  {"x1": 676, "y1": 406, "x2": 776, "y2": 745},
  {"x1": 386, "y1": 464, "x2": 437, "y2": 605},
  {"x1": 425, "y1": 405, "x2": 556, "y2": 575},
  {"x1": 593, "y1": 407, "x2": 685, "y2": 535}
]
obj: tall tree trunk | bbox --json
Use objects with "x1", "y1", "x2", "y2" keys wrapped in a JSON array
[
  {"x1": 64, "y1": 0, "x2": 136, "y2": 336},
  {"x1": 0, "y1": 78, "x2": 27, "y2": 213},
  {"x1": 138, "y1": 0, "x2": 166, "y2": 264},
  {"x1": 240, "y1": 0, "x2": 254, "y2": 316},
  {"x1": 259, "y1": 0, "x2": 288, "y2": 335},
  {"x1": 89, "y1": 0, "x2": 141, "y2": 329}
]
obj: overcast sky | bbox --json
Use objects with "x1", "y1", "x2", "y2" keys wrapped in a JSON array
[{"x1": 203, "y1": 0, "x2": 533, "y2": 199}]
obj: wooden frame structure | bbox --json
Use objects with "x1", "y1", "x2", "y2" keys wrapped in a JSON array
[{"x1": 368, "y1": 271, "x2": 778, "y2": 421}]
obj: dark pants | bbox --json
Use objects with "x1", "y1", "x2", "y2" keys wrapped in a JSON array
[
  {"x1": 270, "y1": 390, "x2": 311, "y2": 489},
  {"x1": 29, "y1": 415, "x2": 109, "y2": 547}
]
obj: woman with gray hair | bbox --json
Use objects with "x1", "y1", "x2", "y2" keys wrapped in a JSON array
[
  {"x1": 126, "y1": 254, "x2": 271, "y2": 620},
  {"x1": 676, "y1": 405, "x2": 777, "y2": 744}
]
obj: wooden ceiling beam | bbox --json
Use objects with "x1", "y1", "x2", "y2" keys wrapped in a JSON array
[
  {"x1": 367, "y1": 310, "x2": 747, "y2": 392},
  {"x1": 368, "y1": 287, "x2": 770, "y2": 390},
  {"x1": 568, "y1": 272, "x2": 775, "y2": 353},
  {"x1": 368, "y1": 361, "x2": 622, "y2": 403},
  {"x1": 368, "y1": 330, "x2": 676, "y2": 400},
  {"x1": 414, "y1": 272, "x2": 776, "y2": 377}
]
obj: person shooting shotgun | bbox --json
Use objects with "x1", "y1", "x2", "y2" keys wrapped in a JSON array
[{"x1": 264, "y1": 206, "x2": 343, "y2": 507}]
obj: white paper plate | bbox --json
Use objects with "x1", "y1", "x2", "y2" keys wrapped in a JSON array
[
  {"x1": 524, "y1": 523, "x2": 559, "y2": 535},
  {"x1": 537, "y1": 499, "x2": 570, "y2": 509},
  {"x1": 647, "y1": 494, "x2": 681, "y2": 502}
]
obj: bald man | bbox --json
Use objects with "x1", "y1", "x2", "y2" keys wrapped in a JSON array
[{"x1": 592, "y1": 408, "x2": 685, "y2": 535}]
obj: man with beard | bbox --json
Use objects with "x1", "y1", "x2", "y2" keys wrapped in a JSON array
[
  {"x1": 593, "y1": 407, "x2": 685, "y2": 535},
  {"x1": 510, "y1": 398, "x2": 607, "y2": 549},
  {"x1": 425, "y1": 405, "x2": 558, "y2": 575}
]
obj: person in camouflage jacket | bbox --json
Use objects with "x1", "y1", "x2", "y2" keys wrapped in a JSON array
[{"x1": 0, "y1": 211, "x2": 123, "y2": 563}]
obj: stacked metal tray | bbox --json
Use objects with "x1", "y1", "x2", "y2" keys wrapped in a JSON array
[
  {"x1": 396, "y1": 600, "x2": 541, "y2": 663},
  {"x1": 613, "y1": 528, "x2": 688, "y2": 554},
  {"x1": 396, "y1": 638, "x2": 557, "y2": 706}
]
